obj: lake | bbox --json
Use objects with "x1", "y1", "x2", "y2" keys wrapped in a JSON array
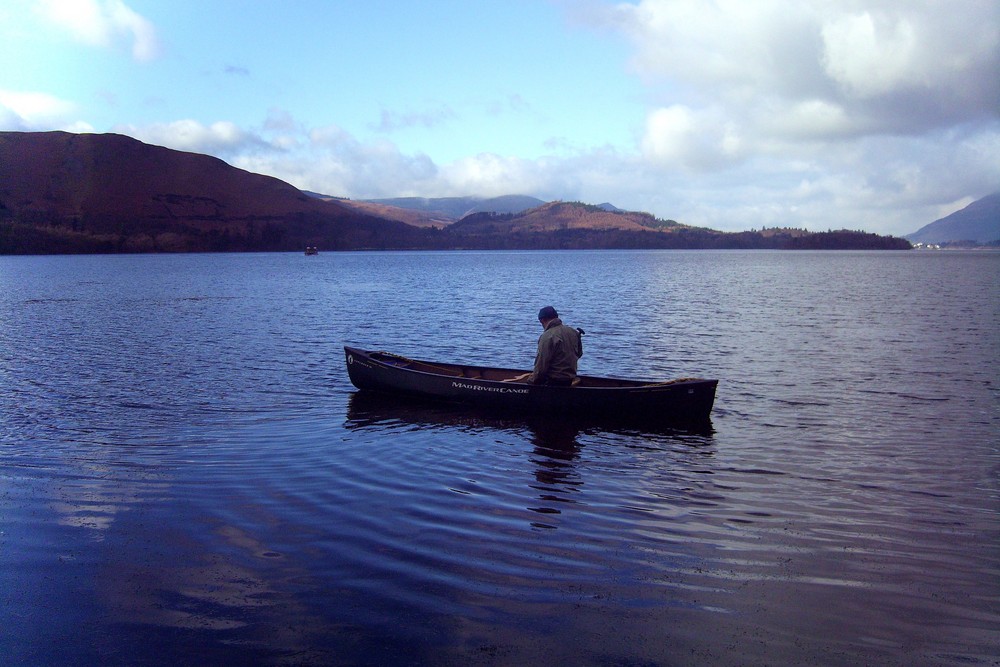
[{"x1": 1, "y1": 250, "x2": 998, "y2": 666}]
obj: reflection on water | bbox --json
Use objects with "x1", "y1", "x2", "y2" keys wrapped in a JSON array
[
  {"x1": 345, "y1": 389, "x2": 716, "y2": 442},
  {"x1": 346, "y1": 390, "x2": 717, "y2": 531},
  {"x1": 524, "y1": 417, "x2": 583, "y2": 526}
]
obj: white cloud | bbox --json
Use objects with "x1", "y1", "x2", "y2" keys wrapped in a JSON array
[
  {"x1": 113, "y1": 119, "x2": 260, "y2": 155},
  {"x1": 599, "y1": 0, "x2": 999, "y2": 137},
  {"x1": 641, "y1": 105, "x2": 743, "y2": 169},
  {"x1": 822, "y1": 7, "x2": 1000, "y2": 111},
  {"x1": 0, "y1": 90, "x2": 73, "y2": 124},
  {"x1": 440, "y1": 154, "x2": 547, "y2": 198},
  {"x1": 36, "y1": 0, "x2": 160, "y2": 61},
  {"x1": 0, "y1": 106, "x2": 25, "y2": 131},
  {"x1": 0, "y1": 89, "x2": 93, "y2": 132},
  {"x1": 821, "y1": 12, "x2": 921, "y2": 98},
  {"x1": 229, "y1": 122, "x2": 442, "y2": 198},
  {"x1": 763, "y1": 99, "x2": 854, "y2": 141}
]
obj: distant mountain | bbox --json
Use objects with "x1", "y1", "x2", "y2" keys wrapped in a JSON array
[
  {"x1": 0, "y1": 131, "x2": 423, "y2": 253},
  {"x1": 907, "y1": 192, "x2": 1000, "y2": 244},
  {"x1": 334, "y1": 199, "x2": 452, "y2": 228},
  {"x1": 361, "y1": 195, "x2": 546, "y2": 221},
  {"x1": 302, "y1": 193, "x2": 547, "y2": 227}
]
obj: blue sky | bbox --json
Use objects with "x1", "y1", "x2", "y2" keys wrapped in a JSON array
[{"x1": 2, "y1": 0, "x2": 998, "y2": 235}]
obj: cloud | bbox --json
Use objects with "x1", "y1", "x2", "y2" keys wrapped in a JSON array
[
  {"x1": 36, "y1": 0, "x2": 160, "y2": 61},
  {"x1": 760, "y1": 99, "x2": 855, "y2": 142},
  {"x1": 0, "y1": 90, "x2": 73, "y2": 125},
  {"x1": 600, "y1": 0, "x2": 999, "y2": 137},
  {"x1": 371, "y1": 105, "x2": 457, "y2": 133},
  {"x1": 207, "y1": 121, "x2": 442, "y2": 199},
  {"x1": 112, "y1": 119, "x2": 263, "y2": 156},
  {"x1": 301, "y1": 125, "x2": 440, "y2": 196},
  {"x1": 641, "y1": 105, "x2": 743, "y2": 169},
  {"x1": 0, "y1": 89, "x2": 92, "y2": 132},
  {"x1": 820, "y1": 12, "x2": 922, "y2": 99},
  {"x1": 440, "y1": 154, "x2": 548, "y2": 198},
  {"x1": 820, "y1": 8, "x2": 999, "y2": 108}
]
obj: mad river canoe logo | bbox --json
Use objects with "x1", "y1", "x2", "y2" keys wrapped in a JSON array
[{"x1": 452, "y1": 381, "x2": 529, "y2": 395}]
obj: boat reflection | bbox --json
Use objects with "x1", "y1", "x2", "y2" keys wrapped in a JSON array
[
  {"x1": 345, "y1": 391, "x2": 716, "y2": 529},
  {"x1": 344, "y1": 390, "x2": 715, "y2": 446},
  {"x1": 523, "y1": 418, "x2": 584, "y2": 527}
]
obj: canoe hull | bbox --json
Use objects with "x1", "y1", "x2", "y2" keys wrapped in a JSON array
[{"x1": 345, "y1": 347, "x2": 717, "y2": 424}]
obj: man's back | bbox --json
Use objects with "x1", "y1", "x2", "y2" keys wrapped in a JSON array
[{"x1": 532, "y1": 318, "x2": 582, "y2": 385}]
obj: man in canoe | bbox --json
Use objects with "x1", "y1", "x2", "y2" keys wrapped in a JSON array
[{"x1": 506, "y1": 305, "x2": 584, "y2": 386}]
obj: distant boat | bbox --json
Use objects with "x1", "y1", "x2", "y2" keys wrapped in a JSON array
[
  {"x1": 304, "y1": 246, "x2": 319, "y2": 255},
  {"x1": 344, "y1": 346, "x2": 718, "y2": 424}
]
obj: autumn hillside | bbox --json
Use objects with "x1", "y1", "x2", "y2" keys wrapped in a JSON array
[
  {"x1": 0, "y1": 131, "x2": 423, "y2": 253},
  {"x1": 450, "y1": 201, "x2": 681, "y2": 234}
]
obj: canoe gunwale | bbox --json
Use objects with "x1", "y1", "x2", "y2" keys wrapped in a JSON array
[{"x1": 356, "y1": 348, "x2": 712, "y2": 390}]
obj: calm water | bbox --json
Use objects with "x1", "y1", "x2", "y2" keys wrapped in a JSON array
[{"x1": 1, "y1": 250, "x2": 998, "y2": 666}]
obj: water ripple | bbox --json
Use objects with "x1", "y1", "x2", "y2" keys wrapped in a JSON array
[{"x1": 1, "y1": 251, "x2": 998, "y2": 665}]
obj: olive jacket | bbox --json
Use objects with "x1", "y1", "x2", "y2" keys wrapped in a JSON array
[{"x1": 528, "y1": 318, "x2": 583, "y2": 385}]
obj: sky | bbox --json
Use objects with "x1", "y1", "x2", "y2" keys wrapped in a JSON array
[{"x1": 1, "y1": 0, "x2": 998, "y2": 236}]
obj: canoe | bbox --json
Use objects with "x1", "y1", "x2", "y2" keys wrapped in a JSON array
[{"x1": 344, "y1": 346, "x2": 718, "y2": 424}]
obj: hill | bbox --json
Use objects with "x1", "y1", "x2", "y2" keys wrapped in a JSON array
[
  {"x1": 327, "y1": 198, "x2": 450, "y2": 228},
  {"x1": 446, "y1": 202, "x2": 909, "y2": 250},
  {"x1": 360, "y1": 195, "x2": 545, "y2": 221},
  {"x1": 450, "y1": 201, "x2": 679, "y2": 234},
  {"x1": 0, "y1": 131, "x2": 911, "y2": 253},
  {"x1": 906, "y1": 192, "x2": 1000, "y2": 245},
  {"x1": 0, "y1": 131, "x2": 424, "y2": 253}
]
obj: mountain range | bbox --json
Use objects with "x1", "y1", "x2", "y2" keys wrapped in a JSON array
[
  {"x1": 1, "y1": 131, "x2": 911, "y2": 253},
  {"x1": 905, "y1": 192, "x2": 1000, "y2": 245},
  {"x1": 304, "y1": 193, "x2": 546, "y2": 228}
]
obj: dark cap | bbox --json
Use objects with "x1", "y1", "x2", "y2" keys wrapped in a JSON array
[{"x1": 538, "y1": 305, "x2": 558, "y2": 321}]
